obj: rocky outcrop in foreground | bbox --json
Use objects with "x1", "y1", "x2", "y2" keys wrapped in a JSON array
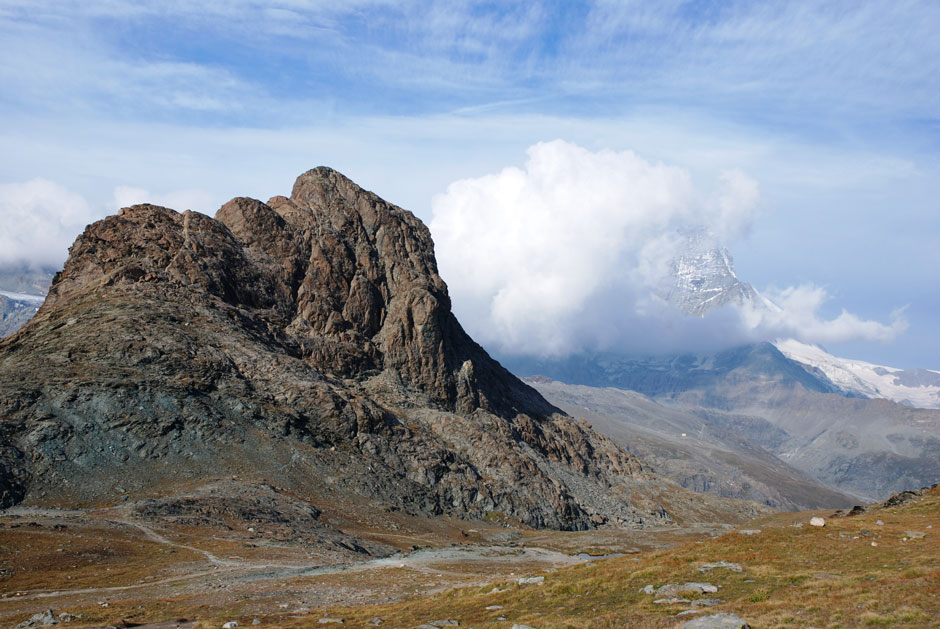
[{"x1": 0, "y1": 168, "x2": 757, "y2": 529}]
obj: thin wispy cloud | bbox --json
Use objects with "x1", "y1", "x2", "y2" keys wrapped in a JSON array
[
  {"x1": 2, "y1": 2, "x2": 936, "y2": 129},
  {"x1": 0, "y1": 2, "x2": 937, "y2": 367}
]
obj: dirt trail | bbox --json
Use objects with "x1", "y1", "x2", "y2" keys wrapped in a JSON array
[
  {"x1": 3, "y1": 513, "x2": 581, "y2": 608},
  {"x1": 117, "y1": 518, "x2": 233, "y2": 567}
]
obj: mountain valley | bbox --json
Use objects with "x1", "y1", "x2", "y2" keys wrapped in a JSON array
[
  {"x1": 0, "y1": 169, "x2": 936, "y2": 628},
  {"x1": 504, "y1": 344, "x2": 940, "y2": 502}
]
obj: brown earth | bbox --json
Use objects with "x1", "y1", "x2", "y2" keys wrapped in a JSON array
[{"x1": 1, "y1": 485, "x2": 935, "y2": 628}]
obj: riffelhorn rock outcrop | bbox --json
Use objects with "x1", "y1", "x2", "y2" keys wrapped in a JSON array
[{"x1": 0, "y1": 168, "x2": 756, "y2": 529}]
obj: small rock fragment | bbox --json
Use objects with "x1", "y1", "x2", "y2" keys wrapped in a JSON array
[
  {"x1": 692, "y1": 598, "x2": 724, "y2": 607},
  {"x1": 810, "y1": 517, "x2": 826, "y2": 527},
  {"x1": 318, "y1": 619, "x2": 344, "y2": 625},
  {"x1": 16, "y1": 609, "x2": 57, "y2": 628},
  {"x1": 485, "y1": 605, "x2": 504, "y2": 610},
  {"x1": 252, "y1": 621, "x2": 261, "y2": 626},
  {"x1": 639, "y1": 584, "x2": 655, "y2": 594},
  {"x1": 682, "y1": 613, "x2": 752, "y2": 628},
  {"x1": 428, "y1": 622, "x2": 459, "y2": 627},
  {"x1": 656, "y1": 582, "x2": 718, "y2": 596},
  {"x1": 517, "y1": 576, "x2": 544, "y2": 585},
  {"x1": 364, "y1": 619, "x2": 383, "y2": 626},
  {"x1": 655, "y1": 596, "x2": 691, "y2": 605},
  {"x1": 905, "y1": 530, "x2": 926, "y2": 539},
  {"x1": 698, "y1": 561, "x2": 742, "y2": 574},
  {"x1": 738, "y1": 529, "x2": 761, "y2": 535},
  {"x1": 222, "y1": 623, "x2": 239, "y2": 629},
  {"x1": 511, "y1": 625, "x2": 536, "y2": 629}
]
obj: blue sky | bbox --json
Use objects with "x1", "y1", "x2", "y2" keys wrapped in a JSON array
[{"x1": 0, "y1": 1, "x2": 938, "y2": 368}]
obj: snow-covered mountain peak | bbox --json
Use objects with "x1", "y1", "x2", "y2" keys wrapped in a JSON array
[
  {"x1": 774, "y1": 338, "x2": 940, "y2": 409},
  {"x1": 665, "y1": 231, "x2": 765, "y2": 317}
]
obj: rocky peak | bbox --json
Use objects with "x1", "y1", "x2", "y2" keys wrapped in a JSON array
[
  {"x1": 36, "y1": 168, "x2": 549, "y2": 419},
  {"x1": 665, "y1": 231, "x2": 762, "y2": 317},
  {"x1": 0, "y1": 168, "x2": 758, "y2": 530}
]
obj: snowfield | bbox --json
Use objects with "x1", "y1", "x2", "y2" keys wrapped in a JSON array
[{"x1": 775, "y1": 338, "x2": 940, "y2": 409}]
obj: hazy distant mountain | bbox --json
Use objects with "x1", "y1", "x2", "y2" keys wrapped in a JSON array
[
  {"x1": 664, "y1": 230, "x2": 778, "y2": 317},
  {"x1": 503, "y1": 342, "x2": 843, "y2": 400},
  {"x1": 523, "y1": 376, "x2": 856, "y2": 511},
  {"x1": 775, "y1": 338, "x2": 940, "y2": 409},
  {"x1": 0, "y1": 265, "x2": 54, "y2": 337},
  {"x1": 665, "y1": 232, "x2": 940, "y2": 410},
  {"x1": 503, "y1": 342, "x2": 940, "y2": 501}
]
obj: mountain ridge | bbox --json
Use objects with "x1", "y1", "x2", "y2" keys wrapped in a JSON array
[
  {"x1": 503, "y1": 344, "x2": 940, "y2": 501},
  {"x1": 0, "y1": 167, "x2": 762, "y2": 531}
]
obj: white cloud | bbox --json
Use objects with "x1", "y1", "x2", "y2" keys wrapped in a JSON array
[
  {"x1": 431, "y1": 141, "x2": 904, "y2": 357},
  {"x1": 710, "y1": 168, "x2": 760, "y2": 243},
  {"x1": 431, "y1": 140, "x2": 759, "y2": 355},
  {"x1": 742, "y1": 284, "x2": 908, "y2": 344},
  {"x1": 111, "y1": 185, "x2": 215, "y2": 214},
  {"x1": 0, "y1": 178, "x2": 219, "y2": 271},
  {"x1": 0, "y1": 179, "x2": 99, "y2": 268}
]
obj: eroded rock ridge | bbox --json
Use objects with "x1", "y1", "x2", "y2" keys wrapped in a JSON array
[{"x1": 0, "y1": 168, "x2": 750, "y2": 529}]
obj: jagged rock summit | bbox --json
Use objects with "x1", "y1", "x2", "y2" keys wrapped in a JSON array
[{"x1": 0, "y1": 168, "x2": 751, "y2": 529}]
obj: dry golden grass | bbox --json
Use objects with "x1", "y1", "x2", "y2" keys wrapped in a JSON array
[
  {"x1": 274, "y1": 486, "x2": 940, "y2": 628},
  {"x1": 1, "y1": 487, "x2": 937, "y2": 628}
]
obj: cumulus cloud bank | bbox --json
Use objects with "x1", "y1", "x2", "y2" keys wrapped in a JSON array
[
  {"x1": 430, "y1": 140, "x2": 903, "y2": 357},
  {"x1": 0, "y1": 178, "x2": 98, "y2": 269},
  {"x1": 742, "y1": 285, "x2": 908, "y2": 345}
]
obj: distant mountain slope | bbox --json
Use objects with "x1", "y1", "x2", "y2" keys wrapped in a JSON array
[
  {"x1": 503, "y1": 342, "x2": 842, "y2": 400},
  {"x1": 775, "y1": 339, "x2": 940, "y2": 409},
  {"x1": 504, "y1": 345, "x2": 940, "y2": 501},
  {"x1": 0, "y1": 267, "x2": 54, "y2": 337},
  {"x1": 524, "y1": 377, "x2": 856, "y2": 511},
  {"x1": 0, "y1": 291, "x2": 43, "y2": 337},
  {"x1": 663, "y1": 232, "x2": 940, "y2": 410}
]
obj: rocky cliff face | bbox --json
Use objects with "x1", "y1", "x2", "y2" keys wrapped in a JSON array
[{"x1": 0, "y1": 168, "x2": 750, "y2": 530}]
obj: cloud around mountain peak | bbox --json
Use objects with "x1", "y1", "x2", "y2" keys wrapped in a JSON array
[{"x1": 430, "y1": 140, "x2": 905, "y2": 357}]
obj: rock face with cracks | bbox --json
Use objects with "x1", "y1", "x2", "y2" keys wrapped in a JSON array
[{"x1": 0, "y1": 168, "x2": 747, "y2": 530}]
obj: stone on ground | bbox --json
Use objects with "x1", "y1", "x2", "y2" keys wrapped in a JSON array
[
  {"x1": 683, "y1": 613, "x2": 751, "y2": 628},
  {"x1": 698, "y1": 561, "x2": 742, "y2": 573}
]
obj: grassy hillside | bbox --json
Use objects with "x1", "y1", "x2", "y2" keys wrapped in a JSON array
[{"x1": 305, "y1": 486, "x2": 939, "y2": 628}]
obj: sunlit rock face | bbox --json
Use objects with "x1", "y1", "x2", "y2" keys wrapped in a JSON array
[{"x1": 0, "y1": 167, "x2": 758, "y2": 531}]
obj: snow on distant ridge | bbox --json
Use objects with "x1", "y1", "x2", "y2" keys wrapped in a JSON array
[
  {"x1": 0, "y1": 289, "x2": 45, "y2": 303},
  {"x1": 662, "y1": 232, "x2": 932, "y2": 407},
  {"x1": 774, "y1": 338, "x2": 940, "y2": 409}
]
